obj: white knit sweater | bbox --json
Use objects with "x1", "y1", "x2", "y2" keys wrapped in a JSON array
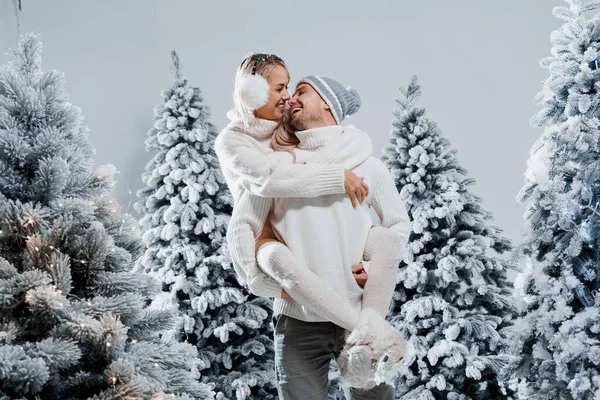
[
  {"x1": 214, "y1": 110, "x2": 373, "y2": 297},
  {"x1": 269, "y1": 126, "x2": 410, "y2": 321}
]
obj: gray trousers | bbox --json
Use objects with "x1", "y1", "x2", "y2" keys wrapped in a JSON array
[{"x1": 274, "y1": 314, "x2": 394, "y2": 400}]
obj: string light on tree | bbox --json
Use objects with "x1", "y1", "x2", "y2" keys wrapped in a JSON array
[{"x1": 0, "y1": 34, "x2": 206, "y2": 398}]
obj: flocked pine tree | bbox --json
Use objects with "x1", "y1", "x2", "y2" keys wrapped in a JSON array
[
  {"x1": 383, "y1": 76, "x2": 516, "y2": 399},
  {"x1": 503, "y1": 1, "x2": 600, "y2": 398},
  {"x1": 0, "y1": 34, "x2": 214, "y2": 399},
  {"x1": 135, "y1": 51, "x2": 278, "y2": 400}
]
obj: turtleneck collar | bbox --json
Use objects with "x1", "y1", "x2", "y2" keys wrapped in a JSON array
[
  {"x1": 295, "y1": 125, "x2": 344, "y2": 151},
  {"x1": 226, "y1": 109, "x2": 278, "y2": 141}
]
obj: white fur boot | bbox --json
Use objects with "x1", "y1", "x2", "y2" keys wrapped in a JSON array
[
  {"x1": 338, "y1": 343, "x2": 375, "y2": 389},
  {"x1": 338, "y1": 308, "x2": 405, "y2": 388}
]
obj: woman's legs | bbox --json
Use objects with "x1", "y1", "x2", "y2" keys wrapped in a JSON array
[
  {"x1": 256, "y1": 218, "x2": 360, "y2": 331},
  {"x1": 255, "y1": 216, "x2": 280, "y2": 252},
  {"x1": 256, "y1": 219, "x2": 405, "y2": 388}
]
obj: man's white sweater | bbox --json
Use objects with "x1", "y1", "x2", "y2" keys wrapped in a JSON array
[
  {"x1": 214, "y1": 111, "x2": 373, "y2": 297},
  {"x1": 268, "y1": 126, "x2": 410, "y2": 321}
]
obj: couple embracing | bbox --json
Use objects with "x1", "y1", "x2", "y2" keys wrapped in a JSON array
[{"x1": 215, "y1": 53, "x2": 410, "y2": 400}]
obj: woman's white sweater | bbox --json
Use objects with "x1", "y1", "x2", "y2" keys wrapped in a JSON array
[{"x1": 214, "y1": 111, "x2": 372, "y2": 297}]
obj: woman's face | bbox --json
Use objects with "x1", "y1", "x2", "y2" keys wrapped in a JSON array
[{"x1": 254, "y1": 64, "x2": 290, "y2": 121}]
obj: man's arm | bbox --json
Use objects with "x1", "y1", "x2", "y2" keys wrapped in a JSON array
[
  {"x1": 215, "y1": 129, "x2": 345, "y2": 198},
  {"x1": 365, "y1": 161, "x2": 411, "y2": 262},
  {"x1": 360, "y1": 161, "x2": 411, "y2": 317},
  {"x1": 227, "y1": 190, "x2": 283, "y2": 298}
]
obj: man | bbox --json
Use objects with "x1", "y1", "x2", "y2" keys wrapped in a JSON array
[{"x1": 256, "y1": 76, "x2": 410, "y2": 399}]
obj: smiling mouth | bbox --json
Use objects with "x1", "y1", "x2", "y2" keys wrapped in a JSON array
[{"x1": 291, "y1": 107, "x2": 302, "y2": 115}]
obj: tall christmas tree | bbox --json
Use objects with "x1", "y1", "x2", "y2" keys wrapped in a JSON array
[
  {"x1": 504, "y1": 1, "x2": 600, "y2": 398},
  {"x1": 135, "y1": 51, "x2": 278, "y2": 399},
  {"x1": 0, "y1": 34, "x2": 214, "y2": 399},
  {"x1": 383, "y1": 76, "x2": 516, "y2": 399}
]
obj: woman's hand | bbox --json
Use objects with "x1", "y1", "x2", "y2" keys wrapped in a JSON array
[{"x1": 344, "y1": 169, "x2": 369, "y2": 208}]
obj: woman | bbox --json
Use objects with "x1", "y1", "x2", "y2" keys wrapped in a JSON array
[{"x1": 214, "y1": 53, "x2": 406, "y2": 388}]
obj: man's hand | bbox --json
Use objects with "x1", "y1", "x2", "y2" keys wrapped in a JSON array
[
  {"x1": 352, "y1": 262, "x2": 369, "y2": 288},
  {"x1": 281, "y1": 289, "x2": 290, "y2": 300},
  {"x1": 344, "y1": 169, "x2": 369, "y2": 208}
]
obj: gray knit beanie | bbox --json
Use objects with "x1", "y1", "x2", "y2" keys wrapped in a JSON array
[{"x1": 297, "y1": 75, "x2": 361, "y2": 124}]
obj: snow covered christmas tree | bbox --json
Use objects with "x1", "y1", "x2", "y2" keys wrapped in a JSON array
[
  {"x1": 135, "y1": 51, "x2": 277, "y2": 400},
  {"x1": 0, "y1": 34, "x2": 214, "y2": 399},
  {"x1": 504, "y1": 1, "x2": 600, "y2": 398},
  {"x1": 383, "y1": 76, "x2": 516, "y2": 399}
]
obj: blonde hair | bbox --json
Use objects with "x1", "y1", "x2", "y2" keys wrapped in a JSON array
[{"x1": 271, "y1": 106, "x2": 299, "y2": 160}]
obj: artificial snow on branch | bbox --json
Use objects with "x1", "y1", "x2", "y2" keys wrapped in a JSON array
[
  {"x1": 0, "y1": 33, "x2": 214, "y2": 399},
  {"x1": 383, "y1": 76, "x2": 516, "y2": 399},
  {"x1": 135, "y1": 50, "x2": 278, "y2": 399},
  {"x1": 504, "y1": 1, "x2": 600, "y2": 398}
]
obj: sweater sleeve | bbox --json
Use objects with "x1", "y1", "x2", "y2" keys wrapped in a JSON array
[
  {"x1": 227, "y1": 190, "x2": 283, "y2": 298},
  {"x1": 215, "y1": 129, "x2": 345, "y2": 198},
  {"x1": 364, "y1": 161, "x2": 411, "y2": 262},
  {"x1": 306, "y1": 125, "x2": 373, "y2": 170}
]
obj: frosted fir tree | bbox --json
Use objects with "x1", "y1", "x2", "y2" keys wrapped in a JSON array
[
  {"x1": 503, "y1": 1, "x2": 600, "y2": 398},
  {"x1": 0, "y1": 34, "x2": 214, "y2": 399},
  {"x1": 383, "y1": 77, "x2": 516, "y2": 399},
  {"x1": 135, "y1": 51, "x2": 278, "y2": 400}
]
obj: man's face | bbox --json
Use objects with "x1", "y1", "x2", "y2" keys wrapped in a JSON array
[{"x1": 288, "y1": 83, "x2": 327, "y2": 131}]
